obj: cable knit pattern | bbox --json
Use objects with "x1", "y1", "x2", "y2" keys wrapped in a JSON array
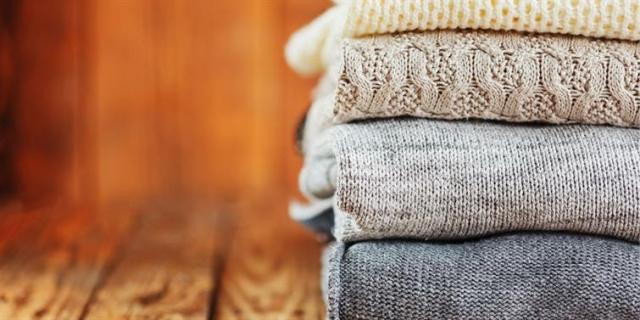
[
  {"x1": 285, "y1": 0, "x2": 640, "y2": 75},
  {"x1": 336, "y1": 30, "x2": 640, "y2": 127},
  {"x1": 301, "y1": 118, "x2": 640, "y2": 242},
  {"x1": 324, "y1": 234, "x2": 640, "y2": 320}
]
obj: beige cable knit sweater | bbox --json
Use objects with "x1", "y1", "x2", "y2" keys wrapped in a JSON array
[{"x1": 335, "y1": 30, "x2": 640, "y2": 127}]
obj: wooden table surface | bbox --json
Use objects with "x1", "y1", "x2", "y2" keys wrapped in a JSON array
[
  {"x1": 1, "y1": 0, "x2": 330, "y2": 318},
  {"x1": 0, "y1": 197, "x2": 325, "y2": 319}
]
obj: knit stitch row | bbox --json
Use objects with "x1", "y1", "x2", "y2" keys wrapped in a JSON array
[{"x1": 286, "y1": 0, "x2": 640, "y2": 75}]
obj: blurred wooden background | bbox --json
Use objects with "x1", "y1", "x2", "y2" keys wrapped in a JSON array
[
  {"x1": 1, "y1": 0, "x2": 329, "y2": 207},
  {"x1": 0, "y1": 1, "x2": 332, "y2": 318}
]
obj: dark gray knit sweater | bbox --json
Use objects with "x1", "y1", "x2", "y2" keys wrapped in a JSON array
[{"x1": 325, "y1": 233, "x2": 640, "y2": 320}]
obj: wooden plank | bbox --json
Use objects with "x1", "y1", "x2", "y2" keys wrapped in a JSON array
[
  {"x1": 84, "y1": 0, "x2": 329, "y2": 203},
  {"x1": 83, "y1": 203, "x2": 227, "y2": 319},
  {"x1": 86, "y1": 0, "x2": 293, "y2": 203},
  {"x1": 0, "y1": 204, "x2": 138, "y2": 319},
  {"x1": 0, "y1": 2, "x2": 14, "y2": 199},
  {"x1": 13, "y1": 0, "x2": 83, "y2": 204},
  {"x1": 214, "y1": 198, "x2": 325, "y2": 320}
]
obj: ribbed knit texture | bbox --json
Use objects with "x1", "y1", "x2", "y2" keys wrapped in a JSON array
[
  {"x1": 325, "y1": 233, "x2": 640, "y2": 320},
  {"x1": 345, "y1": 0, "x2": 640, "y2": 39},
  {"x1": 286, "y1": 0, "x2": 640, "y2": 74},
  {"x1": 337, "y1": 30, "x2": 640, "y2": 127},
  {"x1": 301, "y1": 118, "x2": 640, "y2": 242}
]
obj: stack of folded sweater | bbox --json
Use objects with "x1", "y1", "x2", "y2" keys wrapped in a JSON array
[{"x1": 287, "y1": 1, "x2": 640, "y2": 319}]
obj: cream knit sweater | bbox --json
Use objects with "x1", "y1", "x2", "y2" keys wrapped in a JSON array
[{"x1": 287, "y1": 0, "x2": 640, "y2": 75}]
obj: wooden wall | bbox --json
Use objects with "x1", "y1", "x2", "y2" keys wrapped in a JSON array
[
  {"x1": 3, "y1": 0, "x2": 329, "y2": 207},
  {"x1": 4, "y1": 0, "x2": 83, "y2": 205},
  {"x1": 0, "y1": 1, "x2": 14, "y2": 200}
]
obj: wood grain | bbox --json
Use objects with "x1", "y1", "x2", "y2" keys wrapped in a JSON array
[
  {"x1": 85, "y1": 0, "x2": 291, "y2": 204},
  {"x1": 9, "y1": 0, "x2": 329, "y2": 205},
  {"x1": 214, "y1": 198, "x2": 325, "y2": 320},
  {"x1": 0, "y1": 198, "x2": 326, "y2": 319},
  {"x1": 80, "y1": 0, "x2": 328, "y2": 204},
  {"x1": 3, "y1": 0, "x2": 331, "y2": 318},
  {"x1": 0, "y1": 204, "x2": 137, "y2": 319},
  {"x1": 84, "y1": 203, "x2": 226, "y2": 319},
  {"x1": 12, "y1": 0, "x2": 82, "y2": 205},
  {"x1": 0, "y1": 16, "x2": 13, "y2": 199}
]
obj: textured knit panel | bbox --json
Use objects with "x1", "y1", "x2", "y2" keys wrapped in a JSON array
[
  {"x1": 299, "y1": 59, "x2": 341, "y2": 154},
  {"x1": 299, "y1": 128, "x2": 338, "y2": 201},
  {"x1": 326, "y1": 233, "x2": 640, "y2": 320},
  {"x1": 290, "y1": 198, "x2": 335, "y2": 239},
  {"x1": 336, "y1": 30, "x2": 640, "y2": 127},
  {"x1": 299, "y1": 118, "x2": 640, "y2": 242},
  {"x1": 285, "y1": 0, "x2": 640, "y2": 75},
  {"x1": 345, "y1": 0, "x2": 640, "y2": 39}
]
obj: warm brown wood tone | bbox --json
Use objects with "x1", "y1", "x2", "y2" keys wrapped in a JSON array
[
  {"x1": 214, "y1": 199, "x2": 325, "y2": 320},
  {"x1": 0, "y1": 203, "x2": 138, "y2": 319},
  {"x1": 7, "y1": 0, "x2": 327, "y2": 205},
  {"x1": 0, "y1": 198, "x2": 325, "y2": 319},
  {"x1": 0, "y1": 2, "x2": 14, "y2": 199},
  {"x1": 84, "y1": 203, "x2": 225, "y2": 319},
  {"x1": 12, "y1": 0, "x2": 83, "y2": 204},
  {"x1": 82, "y1": 0, "x2": 326, "y2": 204},
  {"x1": 1, "y1": 0, "x2": 330, "y2": 318}
]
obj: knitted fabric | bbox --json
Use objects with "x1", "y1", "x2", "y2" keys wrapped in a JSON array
[
  {"x1": 286, "y1": 0, "x2": 640, "y2": 74},
  {"x1": 324, "y1": 233, "x2": 640, "y2": 320},
  {"x1": 297, "y1": 63, "x2": 342, "y2": 155},
  {"x1": 301, "y1": 118, "x2": 640, "y2": 242},
  {"x1": 289, "y1": 198, "x2": 335, "y2": 239},
  {"x1": 336, "y1": 30, "x2": 640, "y2": 127}
]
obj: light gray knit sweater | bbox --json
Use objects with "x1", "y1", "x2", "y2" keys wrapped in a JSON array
[
  {"x1": 301, "y1": 118, "x2": 640, "y2": 242},
  {"x1": 324, "y1": 233, "x2": 640, "y2": 320}
]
